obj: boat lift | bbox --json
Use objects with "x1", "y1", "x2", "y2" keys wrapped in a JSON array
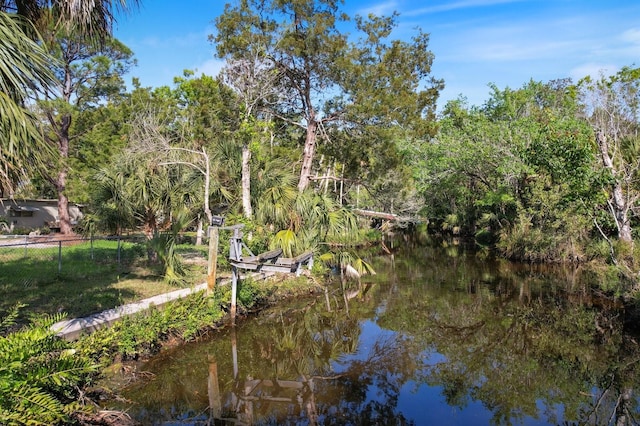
[{"x1": 208, "y1": 221, "x2": 313, "y2": 323}]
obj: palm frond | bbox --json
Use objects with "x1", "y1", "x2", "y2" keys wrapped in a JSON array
[
  {"x1": 0, "y1": 303, "x2": 27, "y2": 332},
  {"x1": 0, "y1": 310, "x2": 97, "y2": 426},
  {"x1": 273, "y1": 229, "x2": 297, "y2": 257},
  {"x1": 0, "y1": 71, "x2": 55, "y2": 192},
  {"x1": 32, "y1": 0, "x2": 139, "y2": 44},
  {"x1": 352, "y1": 257, "x2": 376, "y2": 276},
  {"x1": 6, "y1": 384, "x2": 66, "y2": 425},
  {"x1": 0, "y1": 13, "x2": 58, "y2": 192},
  {"x1": 0, "y1": 11, "x2": 56, "y2": 96}
]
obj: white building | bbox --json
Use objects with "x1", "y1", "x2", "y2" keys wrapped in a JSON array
[{"x1": 0, "y1": 199, "x2": 83, "y2": 232}]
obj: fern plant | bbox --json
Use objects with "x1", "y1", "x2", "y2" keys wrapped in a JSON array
[{"x1": 0, "y1": 305, "x2": 97, "y2": 425}]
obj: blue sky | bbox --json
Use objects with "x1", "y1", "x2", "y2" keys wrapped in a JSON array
[{"x1": 113, "y1": 0, "x2": 640, "y2": 110}]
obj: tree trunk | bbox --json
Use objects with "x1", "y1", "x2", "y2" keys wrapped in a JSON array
[
  {"x1": 298, "y1": 120, "x2": 318, "y2": 192},
  {"x1": 56, "y1": 174, "x2": 72, "y2": 234},
  {"x1": 203, "y1": 149, "x2": 212, "y2": 225},
  {"x1": 200, "y1": 148, "x2": 212, "y2": 246},
  {"x1": 56, "y1": 114, "x2": 72, "y2": 235},
  {"x1": 144, "y1": 210, "x2": 159, "y2": 263},
  {"x1": 241, "y1": 143, "x2": 252, "y2": 218},
  {"x1": 596, "y1": 132, "x2": 632, "y2": 243}
]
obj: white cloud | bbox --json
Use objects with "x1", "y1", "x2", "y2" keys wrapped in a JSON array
[
  {"x1": 621, "y1": 28, "x2": 640, "y2": 44},
  {"x1": 616, "y1": 28, "x2": 640, "y2": 57},
  {"x1": 357, "y1": 1, "x2": 398, "y2": 16},
  {"x1": 194, "y1": 58, "x2": 225, "y2": 78},
  {"x1": 405, "y1": 0, "x2": 524, "y2": 17},
  {"x1": 569, "y1": 63, "x2": 619, "y2": 82},
  {"x1": 435, "y1": 21, "x2": 582, "y2": 64},
  {"x1": 461, "y1": 38, "x2": 578, "y2": 62}
]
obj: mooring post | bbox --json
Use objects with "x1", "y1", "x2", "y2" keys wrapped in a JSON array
[
  {"x1": 207, "y1": 226, "x2": 219, "y2": 295},
  {"x1": 228, "y1": 225, "x2": 244, "y2": 325},
  {"x1": 207, "y1": 357, "x2": 222, "y2": 419},
  {"x1": 231, "y1": 326, "x2": 239, "y2": 378},
  {"x1": 206, "y1": 216, "x2": 225, "y2": 295}
]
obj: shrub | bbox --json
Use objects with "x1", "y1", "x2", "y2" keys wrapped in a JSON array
[
  {"x1": 75, "y1": 293, "x2": 229, "y2": 362},
  {"x1": 0, "y1": 305, "x2": 97, "y2": 425}
]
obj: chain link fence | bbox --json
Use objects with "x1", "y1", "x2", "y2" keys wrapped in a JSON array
[
  {"x1": 0, "y1": 234, "x2": 214, "y2": 320},
  {"x1": 0, "y1": 235, "x2": 146, "y2": 287}
]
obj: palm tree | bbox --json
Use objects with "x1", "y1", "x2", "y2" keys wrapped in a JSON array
[
  {"x1": 0, "y1": 11, "x2": 55, "y2": 194},
  {"x1": 0, "y1": 0, "x2": 138, "y2": 194},
  {"x1": 1, "y1": 1, "x2": 137, "y2": 43},
  {"x1": 254, "y1": 158, "x2": 299, "y2": 232}
]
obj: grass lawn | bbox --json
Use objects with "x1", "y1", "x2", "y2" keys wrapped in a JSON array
[{"x1": 0, "y1": 238, "x2": 211, "y2": 321}]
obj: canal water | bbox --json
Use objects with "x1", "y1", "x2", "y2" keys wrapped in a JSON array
[{"x1": 109, "y1": 236, "x2": 640, "y2": 425}]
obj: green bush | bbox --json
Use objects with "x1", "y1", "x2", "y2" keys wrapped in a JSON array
[
  {"x1": 0, "y1": 305, "x2": 97, "y2": 425},
  {"x1": 238, "y1": 277, "x2": 260, "y2": 307},
  {"x1": 497, "y1": 207, "x2": 592, "y2": 263},
  {"x1": 75, "y1": 292, "x2": 232, "y2": 362},
  {"x1": 584, "y1": 238, "x2": 614, "y2": 261},
  {"x1": 10, "y1": 226, "x2": 31, "y2": 235}
]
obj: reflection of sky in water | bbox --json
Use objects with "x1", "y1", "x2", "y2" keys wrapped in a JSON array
[
  {"x1": 117, "y1": 242, "x2": 637, "y2": 425},
  {"x1": 332, "y1": 319, "x2": 395, "y2": 368},
  {"x1": 331, "y1": 318, "x2": 563, "y2": 425}
]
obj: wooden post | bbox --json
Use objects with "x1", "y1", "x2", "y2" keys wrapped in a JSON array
[
  {"x1": 207, "y1": 226, "x2": 219, "y2": 294},
  {"x1": 207, "y1": 358, "x2": 222, "y2": 419}
]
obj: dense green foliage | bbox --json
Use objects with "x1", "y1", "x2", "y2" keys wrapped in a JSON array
[
  {"x1": 0, "y1": 271, "x2": 319, "y2": 424},
  {"x1": 0, "y1": 0, "x2": 137, "y2": 211},
  {"x1": 0, "y1": 305, "x2": 97, "y2": 425},
  {"x1": 1, "y1": 1, "x2": 638, "y2": 272},
  {"x1": 4, "y1": 0, "x2": 635, "y2": 273},
  {"x1": 412, "y1": 75, "x2": 640, "y2": 272},
  {"x1": 2, "y1": 2, "x2": 640, "y2": 420},
  {"x1": 213, "y1": 0, "x2": 442, "y2": 193}
]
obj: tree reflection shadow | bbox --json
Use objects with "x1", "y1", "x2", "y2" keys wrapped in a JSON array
[{"x1": 118, "y1": 241, "x2": 640, "y2": 425}]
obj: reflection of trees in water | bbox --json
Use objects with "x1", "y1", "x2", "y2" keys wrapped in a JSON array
[
  {"x1": 227, "y1": 331, "x2": 418, "y2": 425},
  {"x1": 581, "y1": 367, "x2": 639, "y2": 426},
  {"x1": 373, "y1": 242, "x2": 640, "y2": 425},
  {"x1": 226, "y1": 290, "x2": 421, "y2": 425},
  {"x1": 117, "y1": 281, "x2": 423, "y2": 424},
  {"x1": 324, "y1": 334, "x2": 418, "y2": 425},
  {"x1": 117, "y1": 240, "x2": 640, "y2": 425}
]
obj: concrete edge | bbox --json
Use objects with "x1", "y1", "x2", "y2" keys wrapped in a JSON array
[
  {"x1": 51, "y1": 270, "x2": 279, "y2": 341},
  {"x1": 51, "y1": 281, "x2": 213, "y2": 341}
]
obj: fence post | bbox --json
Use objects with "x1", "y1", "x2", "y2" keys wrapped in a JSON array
[
  {"x1": 117, "y1": 237, "x2": 121, "y2": 267},
  {"x1": 24, "y1": 235, "x2": 28, "y2": 258},
  {"x1": 58, "y1": 241, "x2": 62, "y2": 273},
  {"x1": 90, "y1": 233, "x2": 94, "y2": 260}
]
